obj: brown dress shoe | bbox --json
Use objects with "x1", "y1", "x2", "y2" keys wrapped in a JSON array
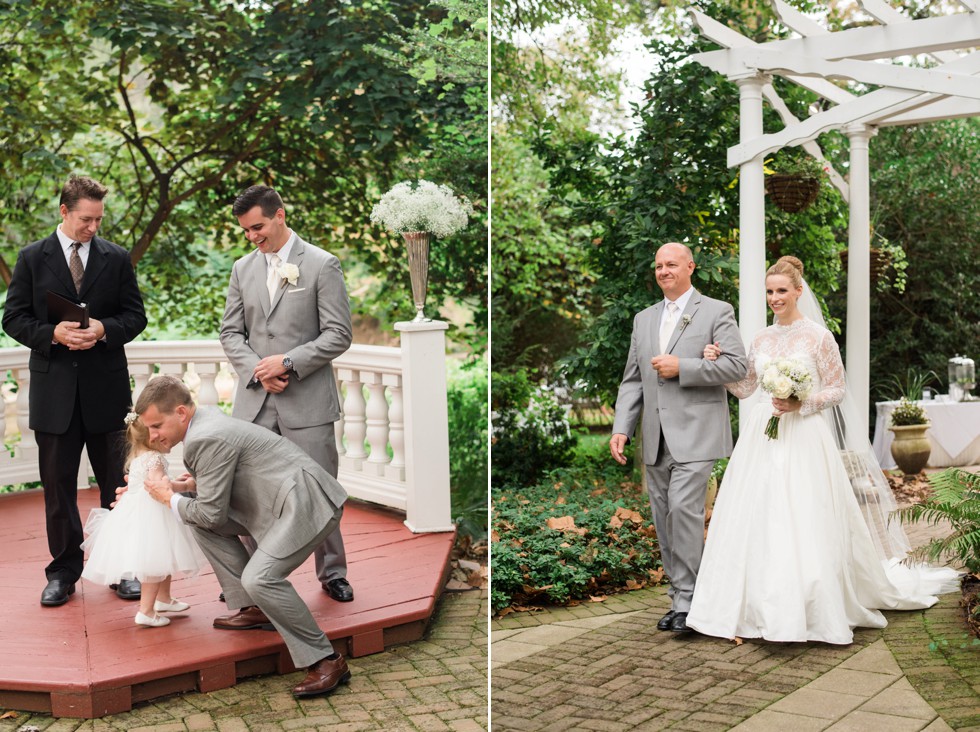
[
  {"x1": 213, "y1": 606, "x2": 275, "y2": 630},
  {"x1": 292, "y1": 655, "x2": 351, "y2": 697}
]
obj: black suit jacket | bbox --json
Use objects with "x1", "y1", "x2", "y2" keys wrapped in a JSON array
[{"x1": 2, "y1": 232, "x2": 147, "y2": 434}]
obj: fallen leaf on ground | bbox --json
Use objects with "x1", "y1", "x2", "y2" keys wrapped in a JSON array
[
  {"x1": 613, "y1": 506, "x2": 644, "y2": 524},
  {"x1": 589, "y1": 595, "x2": 607, "y2": 602},
  {"x1": 545, "y1": 516, "x2": 587, "y2": 534},
  {"x1": 0, "y1": 711, "x2": 17, "y2": 720}
]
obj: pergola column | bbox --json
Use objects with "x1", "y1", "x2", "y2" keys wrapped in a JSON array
[
  {"x1": 843, "y1": 123, "x2": 877, "y2": 437},
  {"x1": 735, "y1": 73, "x2": 768, "y2": 430}
]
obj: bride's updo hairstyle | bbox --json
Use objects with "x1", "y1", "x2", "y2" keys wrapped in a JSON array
[{"x1": 766, "y1": 255, "x2": 804, "y2": 289}]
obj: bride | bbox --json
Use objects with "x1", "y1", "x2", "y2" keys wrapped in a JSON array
[{"x1": 686, "y1": 255, "x2": 959, "y2": 644}]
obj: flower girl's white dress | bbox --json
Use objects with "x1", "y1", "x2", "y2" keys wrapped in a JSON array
[
  {"x1": 82, "y1": 451, "x2": 207, "y2": 585},
  {"x1": 687, "y1": 318, "x2": 957, "y2": 644}
]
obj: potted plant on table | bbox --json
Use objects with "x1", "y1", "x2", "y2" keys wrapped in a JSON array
[{"x1": 889, "y1": 398, "x2": 932, "y2": 475}]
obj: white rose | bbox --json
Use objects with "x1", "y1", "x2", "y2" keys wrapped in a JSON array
[
  {"x1": 277, "y1": 263, "x2": 300, "y2": 287},
  {"x1": 771, "y1": 375, "x2": 795, "y2": 399}
]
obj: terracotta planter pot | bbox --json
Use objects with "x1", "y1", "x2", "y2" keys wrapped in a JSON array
[{"x1": 889, "y1": 423, "x2": 932, "y2": 475}]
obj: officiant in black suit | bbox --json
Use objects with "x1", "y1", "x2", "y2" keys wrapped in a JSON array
[{"x1": 2, "y1": 175, "x2": 147, "y2": 607}]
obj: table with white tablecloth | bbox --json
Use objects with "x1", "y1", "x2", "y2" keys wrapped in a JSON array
[{"x1": 872, "y1": 397, "x2": 980, "y2": 469}]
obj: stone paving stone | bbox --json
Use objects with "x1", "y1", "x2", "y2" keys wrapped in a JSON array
[
  {"x1": 860, "y1": 677, "x2": 943, "y2": 720},
  {"x1": 822, "y1": 710, "x2": 933, "y2": 731},
  {"x1": 920, "y1": 720, "x2": 956, "y2": 732},
  {"x1": 768, "y1": 688, "x2": 866, "y2": 720},
  {"x1": 807, "y1": 667, "x2": 900, "y2": 696},
  {"x1": 729, "y1": 709, "x2": 832, "y2": 731}
]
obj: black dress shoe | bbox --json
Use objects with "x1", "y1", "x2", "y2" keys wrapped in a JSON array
[
  {"x1": 657, "y1": 610, "x2": 678, "y2": 631},
  {"x1": 112, "y1": 579, "x2": 141, "y2": 600},
  {"x1": 668, "y1": 612, "x2": 691, "y2": 633},
  {"x1": 323, "y1": 578, "x2": 354, "y2": 602},
  {"x1": 41, "y1": 579, "x2": 75, "y2": 607}
]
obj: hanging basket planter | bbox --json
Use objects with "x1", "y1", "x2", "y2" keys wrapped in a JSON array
[
  {"x1": 839, "y1": 247, "x2": 892, "y2": 279},
  {"x1": 764, "y1": 174, "x2": 820, "y2": 213}
]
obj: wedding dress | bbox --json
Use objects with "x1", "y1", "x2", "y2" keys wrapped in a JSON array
[
  {"x1": 686, "y1": 316, "x2": 959, "y2": 644},
  {"x1": 82, "y1": 451, "x2": 207, "y2": 586}
]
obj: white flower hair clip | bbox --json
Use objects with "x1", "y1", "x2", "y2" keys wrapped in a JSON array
[{"x1": 124, "y1": 411, "x2": 139, "y2": 426}]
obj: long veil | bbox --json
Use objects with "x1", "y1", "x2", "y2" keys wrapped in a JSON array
[{"x1": 798, "y1": 281, "x2": 960, "y2": 594}]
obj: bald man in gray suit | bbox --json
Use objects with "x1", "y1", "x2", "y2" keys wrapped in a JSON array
[
  {"x1": 611, "y1": 243, "x2": 747, "y2": 634},
  {"x1": 140, "y1": 376, "x2": 350, "y2": 698}
]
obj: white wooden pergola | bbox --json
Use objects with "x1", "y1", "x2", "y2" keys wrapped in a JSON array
[{"x1": 689, "y1": 0, "x2": 980, "y2": 433}]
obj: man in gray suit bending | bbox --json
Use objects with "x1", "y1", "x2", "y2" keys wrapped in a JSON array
[
  {"x1": 610, "y1": 242, "x2": 747, "y2": 634},
  {"x1": 220, "y1": 185, "x2": 354, "y2": 603},
  {"x1": 140, "y1": 376, "x2": 350, "y2": 697}
]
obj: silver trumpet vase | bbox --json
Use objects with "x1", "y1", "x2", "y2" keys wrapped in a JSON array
[{"x1": 402, "y1": 231, "x2": 432, "y2": 322}]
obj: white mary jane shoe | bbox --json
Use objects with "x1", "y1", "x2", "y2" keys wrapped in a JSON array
[
  {"x1": 135, "y1": 611, "x2": 171, "y2": 627},
  {"x1": 154, "y1": 598, "x2": 190, "y2": 612}
]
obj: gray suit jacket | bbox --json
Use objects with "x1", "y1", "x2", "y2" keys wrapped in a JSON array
[
  {"x1": 612, "y1": 289, "x2": 748, "y2": 464},
  {"x1": 220, "y1": 235, "x2": 353, "y2": 429},
  {"x1": 176, "y1": 407, "x2": 348, "y2": 559}
]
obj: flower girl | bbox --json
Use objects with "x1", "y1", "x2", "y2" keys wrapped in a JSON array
[{"x1": 82, "y1": 412, "x2": 206, "y2": 627}]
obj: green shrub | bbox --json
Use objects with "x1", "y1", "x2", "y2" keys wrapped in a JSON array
[
  {"x1": 899, "y1": 468, "x2": 980, "y2": 574},
  {"x1": 491, "y1": 457, "x2": 661, "y2": 614},
  {"x1": 491, "y1": 370, "x2": 576, "y2": 489},
  {"x1": 447, "y1": 358, "x2": 488, "y2": 540}
]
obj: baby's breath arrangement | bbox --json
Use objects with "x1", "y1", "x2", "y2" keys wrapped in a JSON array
[
  {"x1": 370, "y1": 179, "x2": 473, "y2": 238},
  {"x1": 890, "y1": 398, "x2": 929, "y2": 426}
]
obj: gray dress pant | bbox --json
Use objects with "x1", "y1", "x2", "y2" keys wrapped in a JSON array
[{"x1": 646, "y1": 434, "x2": 714, "y2": 613}]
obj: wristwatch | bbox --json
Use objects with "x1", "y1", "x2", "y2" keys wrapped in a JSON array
[{"x1": 282, "y1": 355, "x2": 294, "y2": 371}]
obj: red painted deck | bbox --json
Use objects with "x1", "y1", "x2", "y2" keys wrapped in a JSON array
[{"x1": 0, "y1": 487, "x2": 454, "y2": 718}]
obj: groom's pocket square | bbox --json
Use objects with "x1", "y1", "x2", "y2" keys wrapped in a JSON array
[{"x1": 287, "y1": 288, "x2": 307, "y2": 293}]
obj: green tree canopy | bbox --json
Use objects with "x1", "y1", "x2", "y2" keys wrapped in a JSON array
[{"x1": 0, "y1": 0, "x2": 487, "y2": 348}]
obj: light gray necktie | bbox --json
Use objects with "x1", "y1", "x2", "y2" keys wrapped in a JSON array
[
  {"x1": 659, "y1": 302, "x2": 678, "y2": 354},
  {"x1": 69, "y1": 242, "x2": 84, "y2": 294},
  {"x1": 267, "y1": 253, "x2": 281, "y2": 305}
]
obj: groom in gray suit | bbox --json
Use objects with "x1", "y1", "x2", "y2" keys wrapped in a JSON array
[
  {"x1": 611, "y1": 242, "x2": 747, "y2": 633},
  {"x1": 140, "y1": 376, "x2": 351, "y2": 697},
  {"x1": 220, "y1": 185, "x2": 354, "y2": 603}
]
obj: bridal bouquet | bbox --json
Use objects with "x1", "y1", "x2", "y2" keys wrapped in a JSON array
[
  {"x1": 370, "y1": 179, "x2": 473, "y2": 238},
  {"x1": 759, "y1": 357, "x2": 813, "y2": 439}
]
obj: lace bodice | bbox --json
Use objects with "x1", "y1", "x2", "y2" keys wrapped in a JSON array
[
  {"x1": 727, "y1": 318, "x2": 845, "y2": 416},
  {"x1": 128, "y1": 451, "x2": 168, "y2": 494}
]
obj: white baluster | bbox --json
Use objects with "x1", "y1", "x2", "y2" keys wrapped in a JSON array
[
  {"x1": 342, "y1": 374, "x2": 367, "y2": 461},
  {"x1": 335, "y1": 377, "x2": 346, "y2": 457},
  {"x1": 14, "y1": 368, "x2": 37, "y2": 457},
  {"x1": 364, "y1": 372, "x2": 390, "y2": 475},
  {"x1": 195, "y1": 362, "x2": 220, "y2": 406},
  {"x1": 386, "y1": 375, "x2": 406, "y2": 482},
  {"x1": 131, "y1": 364, "x2": 153, "y2": 403}
]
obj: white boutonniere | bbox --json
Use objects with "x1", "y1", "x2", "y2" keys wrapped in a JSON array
[
  {"x1": 277, "y1": 262, "x2": 299, "y2": 287},
  {"x1": 678, "y1": 314, "x2": 693, "y2": 332}
]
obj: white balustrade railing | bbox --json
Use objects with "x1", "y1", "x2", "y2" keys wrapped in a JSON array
[{"x1": 0, "y1": 322, "x2": 454, "y2": 533}]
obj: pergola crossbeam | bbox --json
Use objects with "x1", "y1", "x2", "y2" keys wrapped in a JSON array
[
  {"x1": 696, "y1": 11, "x2": 980, "y2": 63},
  {"x1": 727, "y1": 50, "x2": 980, "y2": 166},
  {"x1": 718, "y1": 49, "x2": 980, "y2": 102}
]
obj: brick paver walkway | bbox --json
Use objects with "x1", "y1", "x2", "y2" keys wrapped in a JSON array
[
  {"x1": 0, "y1": 587, "x2": 487, "y2": 732},
  {"x1": 492, "y1": 505, "x2": 980, "y2": 731},
  {"x1": 491, "y1": 587, "x2": 978, "y2": 731}
]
